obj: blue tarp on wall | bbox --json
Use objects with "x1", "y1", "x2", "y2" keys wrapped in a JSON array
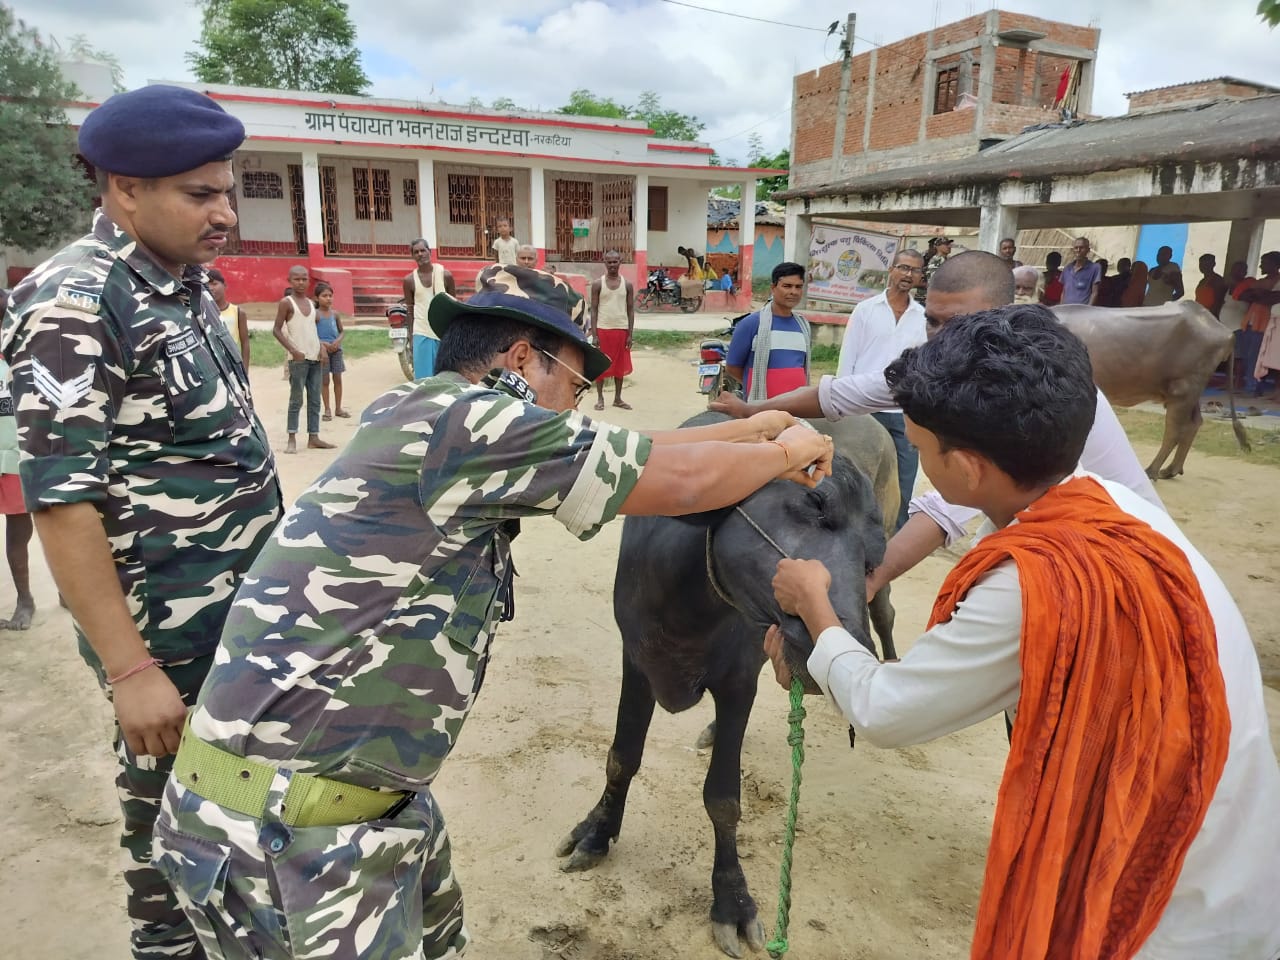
[{"x1": 1135, "y1": 223, "x2": 1189, "y2": 268}]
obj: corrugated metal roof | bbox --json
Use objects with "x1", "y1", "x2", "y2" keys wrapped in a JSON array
[{"x1": 778, "y1": 94, "x2": 1280, "y2": 202}]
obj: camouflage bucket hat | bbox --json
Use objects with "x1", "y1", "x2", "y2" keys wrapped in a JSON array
[{"x1": 428, "y1": 265, "x2": 611, "y2": 381}]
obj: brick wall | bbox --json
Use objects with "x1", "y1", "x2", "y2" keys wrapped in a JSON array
[
  {"x1": 787, "y1": 12, "x2": 1099, "y2": 187},
  {"x1": 1127, "y1": 79, "x2": 1271, "y2": 112},
  {"x1": 792, "y1": 63, "x2": 842, "y2": 166}
]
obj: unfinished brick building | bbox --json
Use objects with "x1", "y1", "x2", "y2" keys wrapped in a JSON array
[{"x1": 790, "y1": 10, "x2": 1099, "y2": 190}]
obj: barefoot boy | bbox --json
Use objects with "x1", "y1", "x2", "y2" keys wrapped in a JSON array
[{"x1": 273, "y1": 266, "x2": 334, "y2": 453}]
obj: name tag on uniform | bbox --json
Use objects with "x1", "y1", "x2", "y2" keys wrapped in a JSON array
[
  {"x1": 54, "y1": 287, "x2": 101, "y2": 314},
  {"x1": 165, "y1": 329, "x2": 201, "y2": 357}
]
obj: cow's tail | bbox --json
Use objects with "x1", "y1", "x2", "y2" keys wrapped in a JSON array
[{"x1": 1226, "y1": 340, "x2": 1252, "y2": 453}]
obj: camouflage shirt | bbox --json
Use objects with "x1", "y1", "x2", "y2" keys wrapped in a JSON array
[
  {"x1": 191, "y1": 372, "x2": 650, "y2": 791},
  {"x1": 1, "y1": 211, "x2": 283, "y2": 666}
]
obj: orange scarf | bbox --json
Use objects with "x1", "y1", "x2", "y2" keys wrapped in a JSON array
[{"x1": 926, "y1": 477, "x2": 1230, "y2": 960}]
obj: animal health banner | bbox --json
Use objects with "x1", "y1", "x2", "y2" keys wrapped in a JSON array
[{"x1": 805, "y1": 225, "x2": 900, "y2": 305}]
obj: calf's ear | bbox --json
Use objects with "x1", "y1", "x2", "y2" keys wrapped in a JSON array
[{"x1": 855, "y1": 476, "x2": 887, "y2": 569}]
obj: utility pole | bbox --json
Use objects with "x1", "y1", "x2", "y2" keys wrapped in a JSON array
[{"x1": 830, "y1": 12, "x2": 857, "y2": 179}]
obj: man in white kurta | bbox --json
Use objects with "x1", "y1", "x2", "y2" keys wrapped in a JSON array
[
  {"x1": 765, "y1": 304, "x2": 1280, "y2": 959},
  {"x1": 834, "y1": 249, "x2": 926, "y2": 530}
]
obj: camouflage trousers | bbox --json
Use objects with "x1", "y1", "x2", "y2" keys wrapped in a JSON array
[
  {"x1": 105, "y1": 655, "x2": 212, "y2": 959},
  {"x1": 152, "y1": 773, "x2": 469, "y2": 959}
]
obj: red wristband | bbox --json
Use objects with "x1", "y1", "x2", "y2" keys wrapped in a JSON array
[
  {"x1": 107, "y1": 657, "x2": 161, "y2": 685},
  {"x1": 769, "y1": 439, "x2": 792, "y2": 470}
]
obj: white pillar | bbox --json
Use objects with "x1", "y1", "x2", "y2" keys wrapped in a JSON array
[
  {"x1": 529, "y1": 165, "x2": 547, "y2": 251},
  {"x1": 1225, "y1": 217, "x2": 1265, "y2": 274},
  {"x1": 739, "y1": 180, "x2": 757, "y2": 284},
  {"x1": 784, "y1": 202, "x2": 811, "y2": 264},
  {"x1": 416, "y1": 158, "x2": 436, "y2": 246},
  {"x1": 300, "y1": 149, "x2": 324, "y2": 248},
  {"x1": 632, "y1": 173, "x2": 648, "y2": 259},
  {"x1": 978, "y1": 200, "x2": 1018, "y2": 255}
]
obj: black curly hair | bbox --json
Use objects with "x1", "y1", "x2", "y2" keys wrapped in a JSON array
[{"x1": 885, "y1": 304, "x2": 1096, "y2": 489}]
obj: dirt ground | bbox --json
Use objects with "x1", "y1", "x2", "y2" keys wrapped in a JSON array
[{"x1": 2, "y1": 345, "x2": 1277, "y2": 960}]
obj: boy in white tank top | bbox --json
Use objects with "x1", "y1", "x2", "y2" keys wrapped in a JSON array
[{"x1": 273, "y1": 265, "x2": 334, "y2": 454}]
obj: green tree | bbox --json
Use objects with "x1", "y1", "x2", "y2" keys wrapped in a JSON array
[
  {"x1": 0, "y1": 8, "x2": 93, "y2": 252},
  {"x1": 491, "y1": 96, "x2": 518, "y2": 111},
  {"x1": 632, "y1": 90, "x2": 704, "y2": 141},
  {"x1": 64, "y1": 34, "x2": 125, "y2": 92},
  {"x1": 1259, "y1": 0, "x2": 1280, "y2": 26},
  {"x1": 188, "y1": 0, "x2": 369, "y2": 95},
  {"x1": 752, "y1": 147, "x2": 790, "y2": 200},
  {"x1": 559, "y1": 88, "x2": 629, "y2": 120},
  {"x1": 558, "y1": 88, "x2": 704, "y2": 140}
]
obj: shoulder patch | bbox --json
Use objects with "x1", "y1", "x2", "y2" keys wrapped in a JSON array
[{"x1": 54, "y1": 286, "x2": 102, "y2": 315}]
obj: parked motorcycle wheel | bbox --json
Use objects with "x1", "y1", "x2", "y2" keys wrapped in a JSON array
[
  {"x1": 636, "y1": 291, "x2": 655, "y2": 312},
  {"x1": 396, "y1": 345, "x2": 415, "y2": 380},
  {"x1": 680, "y1": 295, "x2": 703, "y2": 314}
]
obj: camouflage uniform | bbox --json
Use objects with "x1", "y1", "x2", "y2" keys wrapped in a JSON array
[
  {"x1": 1, "y1": 210, "x2": 283, "y2": 959},
  {"x1": 153, "y1": 371, "x2": 650, "y2": 959}
]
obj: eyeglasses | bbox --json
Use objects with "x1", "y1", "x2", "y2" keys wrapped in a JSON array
[
  {"x1": 892, "y1": 264, "x2": 924, "y2": 275},
  {"x1": 537, "y1": 348, "x2": 593, "y2": 403}
]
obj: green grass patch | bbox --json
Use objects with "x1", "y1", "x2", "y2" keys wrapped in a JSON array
[
  {"x1": 631, "y1": 330, "x2": 704, "y2": 351},
  {"x1": 1113, "y1": 407, "x2": 1280, "y2": 469},
  {"x1": 247, "y1": 327, "x2": 395, "y2": 367}
]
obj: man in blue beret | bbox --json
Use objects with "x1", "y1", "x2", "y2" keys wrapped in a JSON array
[{"x1": 1, "y1": 84, "x2": 283, "y2": 959}]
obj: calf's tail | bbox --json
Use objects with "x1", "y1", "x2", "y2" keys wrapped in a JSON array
[{"x1": 1226, "y1": 343, "x2": 1252, "y2": 453}]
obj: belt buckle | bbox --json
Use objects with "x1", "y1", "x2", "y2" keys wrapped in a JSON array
[{"x1": 379, "y1": 790, "x2": 417, "y2": 822}]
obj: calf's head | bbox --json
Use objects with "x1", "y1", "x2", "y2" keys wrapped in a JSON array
[{"x1": 701, "y1": 453, "x2": 885, "y2": 692}]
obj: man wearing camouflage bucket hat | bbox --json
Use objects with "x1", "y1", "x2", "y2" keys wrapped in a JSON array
[
  {"x1": 2, "y1": 85, "x2": 282, "y2": 959},
  {"x1": 153, "y1": 263, "x2": 836, "y2": 959}
]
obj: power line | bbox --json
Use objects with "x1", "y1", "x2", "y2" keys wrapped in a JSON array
[
  {"x1": 709, "y1": 104, "x2": 793, "y2": 145},
  {"x1": 655, "y1": 0, "x2": 830, "y2": 33}
]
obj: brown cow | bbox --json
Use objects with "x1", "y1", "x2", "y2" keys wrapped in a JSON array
[{"x1": 1055, "y1": 301, "x2": 1249, "y2": 479}]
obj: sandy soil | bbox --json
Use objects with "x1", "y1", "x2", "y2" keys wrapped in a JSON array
[{"x1": 2, "y1": 345, "x2": 1277, "y2": 960}]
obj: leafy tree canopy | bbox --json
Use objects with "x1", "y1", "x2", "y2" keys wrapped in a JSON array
[
  {"x1": 0, "y1": 7, "x2": 93, "y2": 252},
  {"x1": 558, "y1": 88, "x2": 704, "y2": 140},
  {"x1": 1259, "y1": 0, "x2": 1280, "y2": 27},
  {"x1": 188, "y1": 0, "x2": 369, "y2": 95}
]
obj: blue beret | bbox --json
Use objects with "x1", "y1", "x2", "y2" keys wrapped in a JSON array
[{"x1": 78, "y1": 85, "x2": 246, "y2": 178}]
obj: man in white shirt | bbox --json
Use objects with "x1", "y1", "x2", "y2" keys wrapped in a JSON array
[
  {"x1": 764, "y1": 304, "x2": 1280, "y2": 959},
  {"x1": 712, "y1": 251, "x2": 1162, "y2": 599},
  {"x1": 835, "y1": 248, "x2": 926, "y2": 529}
]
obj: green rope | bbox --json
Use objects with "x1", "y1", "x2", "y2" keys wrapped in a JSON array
[{"x1": 765, "y1": 678, "x2": 807, "y2": 959}]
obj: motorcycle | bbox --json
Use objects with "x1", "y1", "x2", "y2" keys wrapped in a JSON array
[
  {"x1": 385, "y1": 303, "x2": 415, "y2": 380},
  {"x1": 636, "y1": 266, "x2": 703, "y2": 313},
  {"x1": 696, "y1": 328, "x2": 746, "y2": 401}
]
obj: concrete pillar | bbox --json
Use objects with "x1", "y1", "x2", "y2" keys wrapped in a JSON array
[
  {"x1": 528, "y1": 166, "x2": 546, "y2": 263},
  {"x1": 416, "y1": 158, "x2": 436, "y2": 246},
  {"x1": 784, "y1": 202, "x2": 811, "y2": 265},
  {"x1": 1225, "y1": 217, "x2": 1264, "y2": 275},
  {"x1": 978, "y1": 200, "x2": 1018, "y2": 255},
  {"x1": 861, "y1": 48, "x2": 877, "y2": 153},
  {"x1": 300, "y1": 149, "x2": 324, "y2": 252},
  {"x1": 632, "y1": 174, "x2": 648, "y2": 278},
  {"x1": 738, "y1": 181, "x2": 757, "y2": 290},
  {"x1": 1077, "y1": 58, "x2": 1096, "y2": 116}
]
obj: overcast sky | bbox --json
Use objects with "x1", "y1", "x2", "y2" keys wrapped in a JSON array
[{"x1": 14, "y1": 0, "x2": 1280, "y2": 164}]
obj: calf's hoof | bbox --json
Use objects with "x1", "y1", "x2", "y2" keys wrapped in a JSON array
[
  {"x1": 695, "y1": 720, "x2": 717, "y2": 750},
  {"x1": 712, "y1": 916, "x2": 766, "y2": 958},
  {"x1": 1157, "y1": 466, "x2": 1183, "y2": 480},
  {"x1": 555, "y1": 821, "x2": 613, "y2": 873}
]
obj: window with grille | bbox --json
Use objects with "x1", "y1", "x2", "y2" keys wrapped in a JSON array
[
  {"x1": 242, "y1": 171, "x2": 284, "y2": 199},
  {"x1": 647, "y1": 185, "x2": 668, "y2": 232},
  {"x1": 403, "y1": 178, "x2": 418, "y2": 206},
  {"x1": 372, "y1": 168, "x2": 392, "y2": 221},
  {"x1": 934, "y1": 64, "x2": 960, "y2": 114},
  {"x1": 353, "y1": 167, "x2": 371, "y2": 220}
]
